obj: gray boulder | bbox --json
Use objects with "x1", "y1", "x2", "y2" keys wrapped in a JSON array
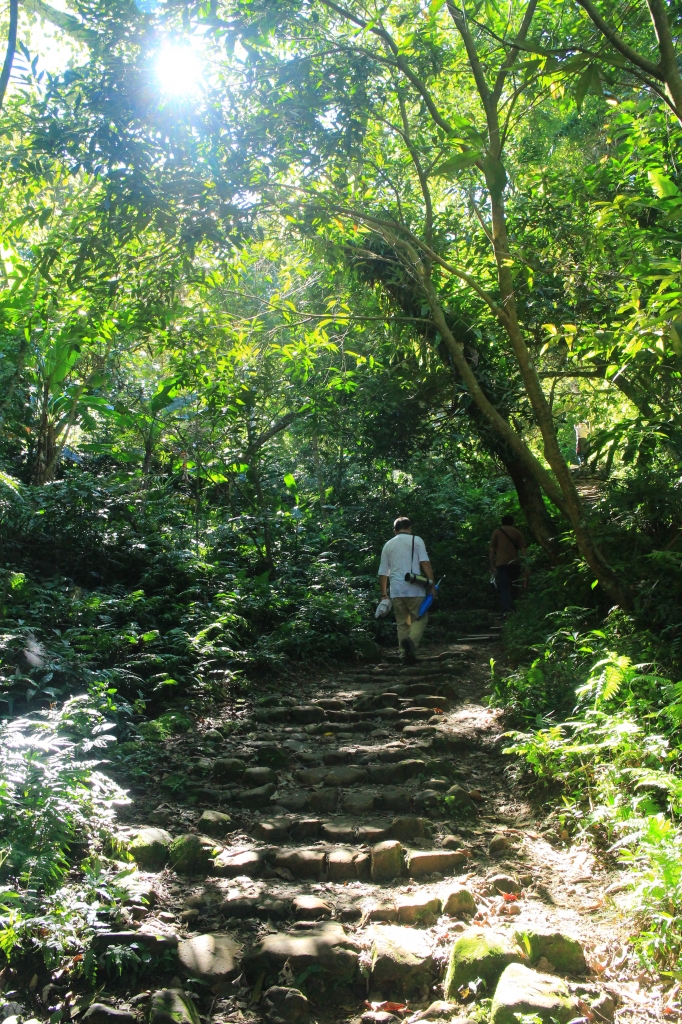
[
  {"x1": 261, "y1": 987, "x2": 310, "y2": 1024},
  {"x1": 82, "y1": 1005, "x2": 134, "y2": 1024},
  {"x1": 129, "y1": 827, "x2": 172, "y2": 871},
  {"x1": 490, "y1": 963, "x2": 577, "y2": 1024}
]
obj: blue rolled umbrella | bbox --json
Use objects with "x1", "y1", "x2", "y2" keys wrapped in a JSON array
[{"x1": 418, "y1": 577, "x2": 443, "y2": 618}]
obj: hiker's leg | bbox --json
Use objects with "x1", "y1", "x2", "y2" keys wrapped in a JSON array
[
  {"x1": 406, "y1": 596, "x2": 429, "y2": 648},
  {"x1": 497, "y1": 566, "x2": 513, "y2": 613},
  {"x1": 509, "y1": 565, "x2": 521, "y2": 608},
  {"x1": 393, "y1": 598, "x2": 410, "y2": 653}
]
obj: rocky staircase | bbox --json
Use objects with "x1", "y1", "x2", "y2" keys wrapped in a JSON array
[{"x1": 87, "y1": 648, "x2": 621, "y2": 1024}]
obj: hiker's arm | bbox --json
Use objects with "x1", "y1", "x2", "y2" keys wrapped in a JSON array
[
  {"x1": 379, "y1": 574, "x2": 389, "y2": 599},
  {"x1": 419, "y1": 560, "x2": 436, "y2": 592},
  {"x1": 489, "y1": 533, "x2": 497, "y2": 570}
]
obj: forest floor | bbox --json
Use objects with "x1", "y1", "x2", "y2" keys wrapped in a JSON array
[{"x1": 82, "y1": 636, "x2": 668, "y2": 1024}]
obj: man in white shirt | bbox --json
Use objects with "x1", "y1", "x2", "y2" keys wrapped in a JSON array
[
  {"x1": 575, "y1": 421, "x2": 590, "y2": 465},
  {"x1": 378, "y1": 516, "x2": 437, "y2": 663}
]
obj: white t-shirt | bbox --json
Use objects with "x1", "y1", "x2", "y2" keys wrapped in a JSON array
[{"x1": 378, "y1": 533, "x2": 429, "y2": 598}]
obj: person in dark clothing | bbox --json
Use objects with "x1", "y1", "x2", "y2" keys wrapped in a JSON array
[{"x1": 489, "y1": 514, "x2": 527, "y2": 614}]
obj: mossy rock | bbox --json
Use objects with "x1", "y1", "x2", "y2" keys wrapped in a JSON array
[
  {"x1": 169, "y1": 834, "x2": 218, "y2": 874},
  {"x1": 197, "y1": 810, "x2": 232, "y2": 838},
  {"x1": 444, "y1": 929, "x2": 522, "y2": 996},
  {"x1": 490, "y1": 963, "x2": 577, "y2": 1024},
  {"x1": 515, "y1": 930, "x2": 587, "y2": 975},
  {"x1": 139, "y1": 712, "x2": 192, "y2": 743},
  {"x1": 129, "y1": 827, "x2": 172, "y2": 871}
]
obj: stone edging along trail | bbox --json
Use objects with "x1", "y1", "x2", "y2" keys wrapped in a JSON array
[{"x1": 88, "y1": 640, "x2": 660, "y2": 1024}]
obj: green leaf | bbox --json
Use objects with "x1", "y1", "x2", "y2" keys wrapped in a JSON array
[
  {"x1": 433, "y1": 150, "x2": 482, "y2": 178},
  {"x1": 0, "y1": 471, "x2": 22, "y2": 498},
  {"x1": 648, "y1": 170, "x2": 680, "y2": 199},
  {"x1": 574, "y1": 65, "x2": 602, "y2": 109},
  {"x1": 669, "y1": 321, "x2": 682, "y2": 355}
]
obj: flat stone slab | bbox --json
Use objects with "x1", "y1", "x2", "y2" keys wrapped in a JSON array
[
  {"x1": 408, "y1": 850, "x2": 464, "y2": 877},
  {"x1": 178, "y1": 933, "x2": 241, "y2": 980},
  {"x1": 291, "y1": 706, "x2": 325, "y2": 724},
  {"x1": 309, "y1": 789, "x2": 339, "y2": 812},
  {"x1": 357, "y1": 824, "x2": 389, "y2": 843},
  {"x1": 371, "y1": 840, "x2": 403, "y2": 882},
  {"x1": 390, "y1": 816, "x2": 429, "y2": 841},
  {"x1": 213, "y1": 758, "x2": 246, "y2": 781},
  {"x1": 278, "y1": 792, "x2": 310, "y2": 812},
  {"x1": 274, "y1": 848, "x2": 327, "y2": 879},
  {"x1": 243, "y1": 767, "x2": 277, "y2": 787},
  {"x1": 490, "y1": 963, "x2": 577, "y2": 1024},
  {"x1": 238, "y1": 783, "x2": 277, "y2": 808},
  {"x1": 213, "y1": 849, "x2": 264, "y2": 878},
  {"x1": 253, "y1": 819, "x2": 291, "y2": 842},
  {"x1": 82, "y1": 1005, "x2": 134, "y2": 1024},
  {"x1": 342, "y1": 790, "x2": 376, "y2": 814},
  {"x1": 290, "y1": 818, "x2": 322, "y2": 840},
  {"x1": 324, "y1": 766, "x2": 367, "y2": 787},
  {"x1": 243, "y1": 923, "x2": 360, "y2": 987},
  {"x1": 328, "y1": 847, "x2": 360, "y2": 881},
  {"x1": 321, "y1": 822, "x2": 356, "y2": 842},
  {"x1": 293, "y1": 895, "x2": 332, "y2": 920},
  {"x1": 295, "y1": 768, "x2": 329, "y2": 787},
  {"x1": 367, "y1": 924, "x2": 434, "y2": 997},
  {"x1": 323, "y1": 749, "x2": 355, "y2": 765},
  {"x1": 396, "y1": 895, "x2": 442, "y2": 925},
  {"x1": 377, "y1": 787, "x2": 412, "y2": 811}
]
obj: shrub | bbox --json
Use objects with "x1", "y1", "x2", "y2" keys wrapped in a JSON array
[{"x1": 0, "y1": 697, "x2": 128, "y2": 964}]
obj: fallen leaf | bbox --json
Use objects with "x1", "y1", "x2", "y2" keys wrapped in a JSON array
[{"x1": 364, "y1": 1001, "x2": 406, "y2": 1012}]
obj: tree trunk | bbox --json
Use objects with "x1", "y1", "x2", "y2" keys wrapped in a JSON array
[
  {"x1": 250, "y1": 462, "x2": 274, "y2": 572},
  {"x1": 32, "y1": 382, "x2": 57, "y2": 485},
  {"x1": 482, "y1": 160, "x2": 632, "y2": 607},
  {"x1": 503, "y1": 448, "x2": 561, "y2": 563}
]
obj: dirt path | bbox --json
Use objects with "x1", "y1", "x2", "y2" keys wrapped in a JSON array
[{"x1": 99, "y1": 639, "x2": 662, "y2": 1024}]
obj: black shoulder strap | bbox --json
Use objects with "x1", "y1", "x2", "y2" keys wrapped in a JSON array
[
  {"x1": 499, "y1": 526, "x2": 520, "y2": 550},
  {"x1": 411, "y1": 534, "x2": 415, "y2": 571}
]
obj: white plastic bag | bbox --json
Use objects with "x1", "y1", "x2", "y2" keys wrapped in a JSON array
[{"x1": 375, "y1": 597, "x2": 393, "y2": 619}]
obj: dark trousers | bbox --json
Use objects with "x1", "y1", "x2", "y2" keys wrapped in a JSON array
[{"x1": 497, "y1": 563, "x2": 521, "y2": 613}]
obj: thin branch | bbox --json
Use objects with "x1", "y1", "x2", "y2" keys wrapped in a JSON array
[
  {"x1": 319, "y1": 0, "x2": 455, "y2": 134},
  {"x1": 396, "y1": 89, "x2": 434, "y2": 248},
  {"x1": 0, "y1": 0, "x2": 18, "y2": 113},
  {"x1": 491, "y1": 0, "x2": 538, "y2": 105},
  {"x1": 574, "y1": 0, "x2": 662, "y2": 79}
]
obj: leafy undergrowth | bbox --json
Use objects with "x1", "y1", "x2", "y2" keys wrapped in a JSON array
[
  {"x1": 0, "y1": 697, "x2": 133, "y2": 972},
  {"x1": 500, "y1": 639, "x2": 682, "y2": 977}
]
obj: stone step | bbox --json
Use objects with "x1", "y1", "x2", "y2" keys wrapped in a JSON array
[{"x1": 210, "y1": 836, "x2": 470, "y2": 881}]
